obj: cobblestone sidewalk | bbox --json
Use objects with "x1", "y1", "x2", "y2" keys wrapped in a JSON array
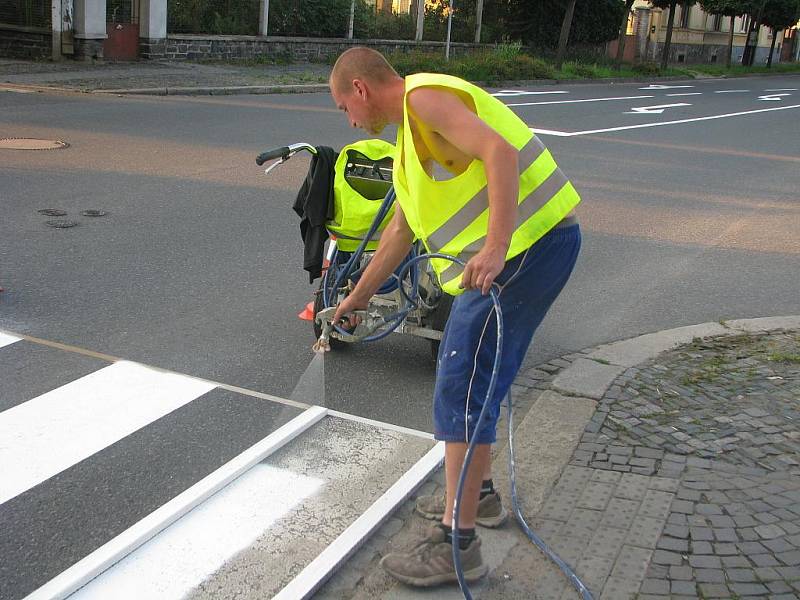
[{"x1": 314, "y1": 317, "x2": 799, "y2": 600}]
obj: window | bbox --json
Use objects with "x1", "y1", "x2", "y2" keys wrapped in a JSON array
[
  {"x1": 679, "y1": 2, "x2": 691, "y2": 28},
  {"x1": 713, "y1": 14, "x2": 723, "y2": 31},
  {"x1": 738, "y1": 15, "x2": 751, "y2": 33}
]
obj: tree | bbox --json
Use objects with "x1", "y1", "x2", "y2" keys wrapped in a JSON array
[
  {"x1": 483, "y1": 0, "x2": 624, "y2": 50},
  {"x1": 650, "y1": 0, "x2": 697, "y2": 69},
  {"x1": 761, "y1": 0, "x2": 800, "y2": 65},
  {"x1": 555, "y1": 0, "x2": 578, "y2": 68},
  {"x1": 615, "y1": 0, "x2": 636, "y2": 69},
  {"x1": 698, "y1": 0, "x2": 748, "y2": 67},
  {"x1": 741, "y1": 0, "x2": 766, "y2": 65}
]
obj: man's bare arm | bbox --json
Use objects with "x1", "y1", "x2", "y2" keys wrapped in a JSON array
[{"x1": 407, "y1": 87, "x2": 519, "y2": 294}]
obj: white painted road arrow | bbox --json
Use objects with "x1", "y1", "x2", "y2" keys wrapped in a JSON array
[
  {"x1": 625, "y1": 103, "x2": 691, "y2": 115},
  {"x1": 758, "y1": 93, "x2": 792, "y2": 101}
]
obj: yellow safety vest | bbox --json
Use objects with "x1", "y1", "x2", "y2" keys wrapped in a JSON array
[
  {"x1": 392, "y1": 73, "x2": 581, "y2": 295},
  {"x1": 329, "y1": 139, "x2": 396, "y2": 252}
]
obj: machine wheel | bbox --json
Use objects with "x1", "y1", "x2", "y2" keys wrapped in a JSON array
[{"x1": 427, "y1": 293, "x2": 454, "y2": 361}]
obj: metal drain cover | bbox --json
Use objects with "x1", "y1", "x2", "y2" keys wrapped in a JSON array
[
  {"x1": 46, "y1": 219, "x2": 78, "y2": 228},
  {"x1": 81, "y1": 210, "x2": 107, "y2": 217},
  {"x1": 0, "y1": 138, "x2": 69, "y2": 150},
  {"x1": 38, "y1": 208, "x2": 68, "y2": 217}
]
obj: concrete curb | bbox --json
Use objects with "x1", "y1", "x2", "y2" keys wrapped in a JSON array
[
  {"x1": 8, "y1": 70, "x2": 796, "y2": 97},
  {"x1": 552, "y1": 316, "x2": 800, "y2": 399}
]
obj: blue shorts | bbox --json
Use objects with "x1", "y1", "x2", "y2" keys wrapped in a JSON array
[{"x1": 433, "y1": 222, "x2": 581, "y2": 444}]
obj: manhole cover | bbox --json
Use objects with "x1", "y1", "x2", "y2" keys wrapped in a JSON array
[
  {"x1": 0, "y1": 138, "x2": 69, "y2": 150},
  {"x1": 46, "y1": 219, "x2": 78, "y2": 228},
  {"x1": 38, "y1": 208, "x2": 67, "y2": 217},
  {"x1": 81, "y1": 210, "x2": 107, "y2": 217}
]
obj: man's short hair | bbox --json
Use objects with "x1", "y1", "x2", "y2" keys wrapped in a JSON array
[{"x1": 330, "y1": 47, "x2": 399, "y2": 95}]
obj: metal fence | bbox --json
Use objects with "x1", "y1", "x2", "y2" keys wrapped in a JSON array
[
  {"x1": 166, "y1": 0, "x2": 483, "y2": 42},
  {"x1": 168, "y1": 0, "x2": 260, "y2": 35},
  {"x1": 0, "y1": 0, "x2": 51, "y2": 29}
]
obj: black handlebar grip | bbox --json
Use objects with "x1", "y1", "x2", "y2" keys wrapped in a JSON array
[{"x1": 256, "y1": 146, "x2": 290, "y2": 166}]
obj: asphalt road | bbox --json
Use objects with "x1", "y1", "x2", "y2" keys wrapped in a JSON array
[{"x1": 2, "y1": 75, "x2": 799, "y2": 432}]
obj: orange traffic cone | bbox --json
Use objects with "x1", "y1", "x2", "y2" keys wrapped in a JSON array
[{"x1": 298, "y1": 301, "x2": 315, "y2": 321}]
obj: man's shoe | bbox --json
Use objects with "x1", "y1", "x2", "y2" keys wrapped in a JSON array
[
  {"x1": 380, "y1": 525, "x2": 488, "y2": 587},
  {"x1": 415, "y1": 492, "x2": 508, "y2": 528}
]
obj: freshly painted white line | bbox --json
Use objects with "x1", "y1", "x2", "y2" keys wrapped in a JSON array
[
  {"x1": 667, "y1": 92, "x2": 703, "y2": 96},
  {"x1": 530, "y1": 104, "x2": 800, "y2": 137},
  {"x1": 626, "y1": 103, "x2": 691, "y2": 115},
  {"x1": 764, "y1": 88, "x2": 797, "y2": 91},
  {"x1": 492, "y1": 90, "x2": 568, "y2": 97},
  {"x1": 507, "y1": 94, "x2": 653, "y2": 107},
  {"x1": 715, "y1": 89, "x2": 749, "y2": 93},
  {"x1": 0, "y1": 361, "x2": 216, "y2": 505},
  {"x1": 0, "y1": 331, "x2": 21, "y2": 349},
  {"x1": 272, "y1": 441, "x2": 445, "y2": 600},
  {"x1": 758, "y1": 93, "x2": 791, "y2": 101},
  {"x1": 68, "y1": 465, "x2": 324, "y2": 600},
  {"x1": 26, "y1": 406, "x2": 328, "y2": 600},
  {"x1": 639, "y1": 84, "x2": 694, "y2": 90}
]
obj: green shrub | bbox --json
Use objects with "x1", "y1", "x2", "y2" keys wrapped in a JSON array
[
  {"x1": 387, "y1": 49, "x2": 554, "y2": 84},
  {"x1": 631, "y1": 62, "x2": 662, "y2": 76}
]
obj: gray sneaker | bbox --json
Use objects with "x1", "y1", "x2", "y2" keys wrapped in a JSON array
[
  {"x1": 415, "y1": 491, "x2": 508, "y2": 528},
  {"x1": 380, "y1": 525, "x2": 488, "y2": 587}
]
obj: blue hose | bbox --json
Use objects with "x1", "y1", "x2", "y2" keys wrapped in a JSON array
[{"x1": 395, "y1": 253, "x2": 594, "y2": 600}]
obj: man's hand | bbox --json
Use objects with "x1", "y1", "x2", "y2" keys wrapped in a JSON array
[
  {"x1": 332, "y1": 291, "x2": 369, "y2": 329},
  {"x1": 460, "y1": 244, "x2": 507, "y2": 295}
]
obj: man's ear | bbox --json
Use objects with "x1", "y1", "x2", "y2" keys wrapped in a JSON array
[{"x1": 352, "y1": 78, "x2": 368, "y2": 100}]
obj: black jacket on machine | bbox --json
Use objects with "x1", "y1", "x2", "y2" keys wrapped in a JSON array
[{"x1": 292, "y1": 146, "x2": 337, "y2": 283}]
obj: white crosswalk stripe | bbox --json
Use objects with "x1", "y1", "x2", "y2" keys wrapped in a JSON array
[{"x1": 0, "y1": 360, "x2": 216, "y2": 505}]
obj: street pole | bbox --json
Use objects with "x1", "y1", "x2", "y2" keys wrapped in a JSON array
[
  {"x1": 445, "y1": 0, "x2": 453, "y2": 61},
  {"x1": 347, "y1": 0, "x2": 355, "y2": 39}
]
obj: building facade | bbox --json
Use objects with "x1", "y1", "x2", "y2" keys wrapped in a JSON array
[{"x1": 629, "y1": 0, "x2": 798, "y2": 65}]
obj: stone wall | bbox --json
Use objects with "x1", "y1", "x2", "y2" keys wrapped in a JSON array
[
  {"x1": 0, "y1": 27, "x2": 50, "y2": 59},
  {"x1": 141, "y1": 34, "x2": 485, "y2": 61},
  {"x1": 654, "y1": 41, "x2": 782, "y2": 65}
]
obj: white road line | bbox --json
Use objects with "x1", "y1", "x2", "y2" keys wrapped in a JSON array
[
  {"x1": 667, "y1": 92, "x2": 703, "y2": 96},
  {"x1": 765, "y1": 88, "x2": 798, "y2": 91},
  {"x1": 715, "y1": 89, "x2": 749, "y2": 93},
  {"x1": 0, "y1": 331, "x2": 21, "y2": 349},
  {"x1": 0, "y1": 361, "x2": 216, "y2": 505},
  {"x1": 507, "y1": 95, "x2": 653, "y2": 107},
  {"x1": 639, "y1": 84, "x2": 694, "y2": 90},
  {"x1": 532, "y1": 128, "x2": 574, "y2": 137},
  {"x1": 531, "y1": 104, "x2": 800, "y2": 137},
  {"x1": 492, "y1": 90, "x2": 568, "y2": 97},
  {"x1": 29, "y1": 406, "x2": 327, "y2": 600}
]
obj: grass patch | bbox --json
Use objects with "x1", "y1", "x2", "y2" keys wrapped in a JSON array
[{"x1": 768, "y1": 352, "x2": 800, "y2": 363}]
